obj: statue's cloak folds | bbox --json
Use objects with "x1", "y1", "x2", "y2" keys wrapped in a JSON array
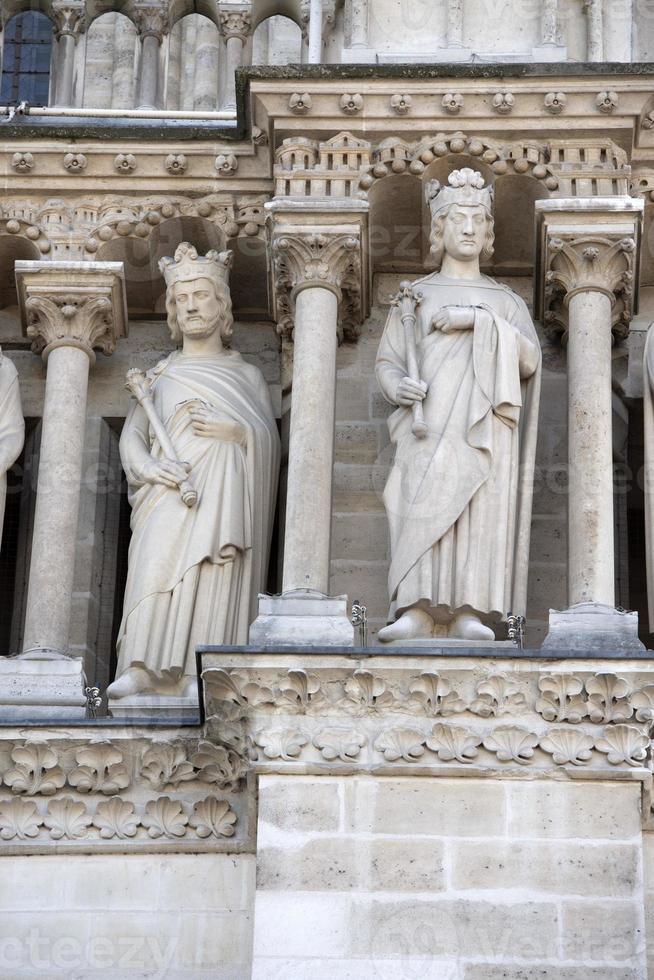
[
  {"x1": 376, "y1": 275, "x2": 541, "y2": 619},
  {"x1": 118, "y1": 350, "x2": 279, "y2": 663}
]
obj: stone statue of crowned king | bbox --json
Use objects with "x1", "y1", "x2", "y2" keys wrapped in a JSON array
[
  {"x1": 108, "y1": 243, "x2": 280, "y2": 701},
  {"x1": 376, "y1": 168, "x2": 542, "y2": 643}
]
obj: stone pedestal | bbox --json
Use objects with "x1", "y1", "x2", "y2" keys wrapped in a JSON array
[
  {"x1": 0, "y1": 651, "x2": 86, "y2": 720},
  {"x1": 108, "y1": 693, "x2": 201, "y2": 723},
  {"x1": 542, "y1": 602, "x2": 645, "y2": 653},
  {"x1": 249, "y1": 592, "x2": 354, "y2": 646}
]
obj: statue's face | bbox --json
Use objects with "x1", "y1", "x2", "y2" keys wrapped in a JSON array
[
  {"x1": 441, "y1": 204, "x2": 488, "y2": 262},
  {"x1": 173, "y1": 277, "x2": 218, "y2": 338}
]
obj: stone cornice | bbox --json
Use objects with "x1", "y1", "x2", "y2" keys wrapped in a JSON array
[
  {"x1": 15, "y1": 262, "x2": 128, "y2": 363},
  {"x1": 534, "y1": 198, "x2": 643, "y2": 341},
  {"x1": 267, "y1": 202, "x2": 370, "y2": 341}
]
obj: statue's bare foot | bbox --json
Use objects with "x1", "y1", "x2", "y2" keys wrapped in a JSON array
[
  {"x1": 378, "y1": 608, "x2": 434, "y2": 643},
  {"x1": 107, "y1": 667, "x2": 152, "y2": 700},
  {"x1": 449, "y1": 612, "x2": 495, "y2": 641}
]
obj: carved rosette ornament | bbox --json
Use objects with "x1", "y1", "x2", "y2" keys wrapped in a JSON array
[
  {"x1": 543, "y1": 234, "x2": 637, "y2": 340},
  {"x1": 271, "y1": 229, "x2": 364, "y2": 341}
]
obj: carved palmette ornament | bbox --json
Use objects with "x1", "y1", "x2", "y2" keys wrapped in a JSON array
[
  {"x1": 539, "y1": 729, "x2": 594, "y2": 766},
  {"x1": 0, "y1": 798, "x2": 42, "y2": 840},
  {"x1": 406, "y1": 672, "x2": 465, "y2": 716},
  {"x1": 142, "y1": 797, "x2": 188, "y2": 839},
  {"x1": 44, "y1": 798, "x2": 91, "y2": 840},
  {"x1": 374, "y1": 728, "x2": 425, "y2": 762},
  {"x1": 426, "y1": 724, "x2": 481, "y2": 764},
  {"x1": 585, "y1": 673, "x2": 633, "y2": 724},
  {"x1": 535, "y1": 675, "x2": 587, "y2": 723},
  {"x1": 140, "y1": 744, "x2": 195, "y2": 790},
  {"x1": 482, "y1": 726, "x2": 539, "y2": 765},
  {"x1": 4, "y1": 742, "x2": 65, "y2": 796},
  {"x1": 189, "y1": 798, "x2": 237, "y2": 839},
  {"x1": 313, "y1": 729, "x2": 366, "y2": 762},
  {"x1": 92, "y1": 798, "x2": 139, "y2": 840},
  {"x1": 254, "y1": 729, "x2": 308, "y2": 761},
  {"x1": 68, "y1": 743, "x2": 130, "y2": 795},
  {"x1": 595, "y1": 725, "x2": 650, "y2": 767}
]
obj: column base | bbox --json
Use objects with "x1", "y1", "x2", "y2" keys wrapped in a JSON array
[
  {"x1": 340, "y1": 46, "x2": 377, "y2": 64},
  {"x1": 380, "y1": 638, "x2": 517, "y2": 650},
  {"x1": 542, "y1": 602, "x2": 647, "y2": 652},
  {"x1": 249, "y1": 591, "x2": 355, "y2": 647},
  {"x1": 0, "y1": 649, "x2": 87, "y2": 720}
]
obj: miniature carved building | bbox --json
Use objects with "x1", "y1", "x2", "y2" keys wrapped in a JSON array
[{"x1": 2, "y1": 1, "x2": 654, "y2": 976}]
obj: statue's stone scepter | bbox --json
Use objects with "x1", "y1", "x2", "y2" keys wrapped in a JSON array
[
  {"x1": 393, "y1": 281, "x2": 427, "y2": 439},
  {"x1": 124, "y1": 367, "x2": 198, "y2": 508}
]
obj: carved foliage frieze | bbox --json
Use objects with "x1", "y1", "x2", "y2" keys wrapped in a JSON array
[
  {"x1": 202, "y1": 664, "x2": 654, "y2": 780},
  {"x1": 0, "y1": 736, "x2": 245, "y2": 851}
]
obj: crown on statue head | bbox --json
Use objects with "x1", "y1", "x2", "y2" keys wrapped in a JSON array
[
  {"x1": 425, "y1": 168, "x2": 493, "y2": 217},
  {"x1": 159, "y1": 242, "x2": 233, "y2": 289}
]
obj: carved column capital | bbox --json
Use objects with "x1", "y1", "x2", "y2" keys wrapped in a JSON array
[
  {"x1": 535, "y1": 199, "x2": 643, "y2": 341},
  {"x1": 52, "y1": 1, "x2": 85, "y2": 39},
  {"x1": 15, "y1": 262, "x2": 128, "y2": 363},
  {"x1": 268, "y1": 203, "x2": 369, "y2": 341},
  {"x1": 300, "y1": 0, "x2": 336, "y2": 40},
  {"x1": 130, "y1": 1, "x2": 170, "y2": 40},
  {"x1": 218, "y1": 9, "x2": 252, "y2": 40}
]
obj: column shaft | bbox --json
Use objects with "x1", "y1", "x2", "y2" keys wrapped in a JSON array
[
  {"x1": 282, "y1": 285, "x2": 338, "y2": 593},
  {"x1": 585, "y1": 0, "x2": 603, "y2": 60},
  {"x1": 22, "y1": 345, "x2": 91, "y2": 653},
  {"x1": 350, "y1": 0, "x2": 369, "y2": 46},
  {"x1": 137, "y1": 33, "x2": 160, "y2": 109},
  {"x1": 222, "y1": 34, "x2": 243, "y2": 111},
  {"x1": 447, "y1": 0, "x2": 464, "y2": 46},
  {"x1": 566, "y1": 289, "x2": 614, "y2": 606},
  {"x1": 308, "y1": 0, "x2": 323, "y2": 63},
  {"x1": 54, "y1": 33, "x2": 76, "y2": 107},
  {"x1": 542, "y1": 0, "x2": 558, "y2": 45}
]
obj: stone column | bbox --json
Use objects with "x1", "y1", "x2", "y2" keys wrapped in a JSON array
[
  {"x1": 132, "y1": 2, "x2": 169, "y2": 110},
  {"x1": 4, "y1": 262, "x2": 127, "y2": 719},
  {"x1": 349, "y1": 0, "x2": 369, "y2": 47},
  {"x1": 249, "y1": 201, "x2": 370, "y2": 647},
  {"x1": 52, "y1": 1, "x2": 85, "y2": 107},
  {"x1": 584, "y1": 0, "x2": 603, "y2": 61},
  {"x1": 307, "y1": 0, "x2": 323, "y2": 63},
  {"x1": 218, "y1": 9, "x2": 251, "y2": 112},
  {"x1": 447, "y1": 0, "x2": 463, "y2": 46},
  {"x1": 535, "y1": 198, "x2": 644, "y2": 650}
]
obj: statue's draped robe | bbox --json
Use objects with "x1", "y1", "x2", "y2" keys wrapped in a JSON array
[
  {"x1": 643, "y1": 328, "x2": 654, "y2": 626},
  {"x1": 116, "y1": 350, "x2": 279, "y2": 681},
  {"x1": 0, "y1": 352, "x2": 24, "y2": 548},
  {"x1": 376, "y1": 273, "x2": 541, "y2": 627}
]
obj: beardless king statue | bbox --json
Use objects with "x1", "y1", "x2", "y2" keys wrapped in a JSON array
[{"x1": 376, "y1": 169, "x2": 541, "y2": 643}]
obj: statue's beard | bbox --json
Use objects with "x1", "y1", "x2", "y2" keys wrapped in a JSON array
[{"x1": 180, "y1": 312, "x2": 221, "y2": 338}]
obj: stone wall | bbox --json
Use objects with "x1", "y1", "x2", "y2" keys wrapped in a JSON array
[
  {"x1": 253, "y1": 773, "x2": 646, "y2": 979},
  {"x1": 0, "y1": 853, "x2": 254, "y2": 977}
]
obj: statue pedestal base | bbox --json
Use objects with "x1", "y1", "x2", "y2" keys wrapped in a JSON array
[
  {"x1": 108, "y1": 692, "x2": 200, "y2": 723},
  {"x1": 0, "y1": 650, "x2": 87, "y2": 721},
  {"x1": 380, "y1": 638, "x2": 517, "y2": 650},
  {"x1": 249, "y1": 591, "x2": 355, "y2": 647},
  {"x1": 542, "y1": 602, "x2": 646, "y2": 653}
]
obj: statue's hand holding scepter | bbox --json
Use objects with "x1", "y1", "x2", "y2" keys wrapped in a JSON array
[
  {"x1": 393, "y1": 281, "x2": 428, "y2": 440},
  {"x1": 125, "y1": 368, "x2": 198, "y2": 508}
]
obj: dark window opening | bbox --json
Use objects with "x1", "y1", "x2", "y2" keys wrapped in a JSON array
[{"x1": 1, "y1": 12, "x2": 53, "y2": 106}]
